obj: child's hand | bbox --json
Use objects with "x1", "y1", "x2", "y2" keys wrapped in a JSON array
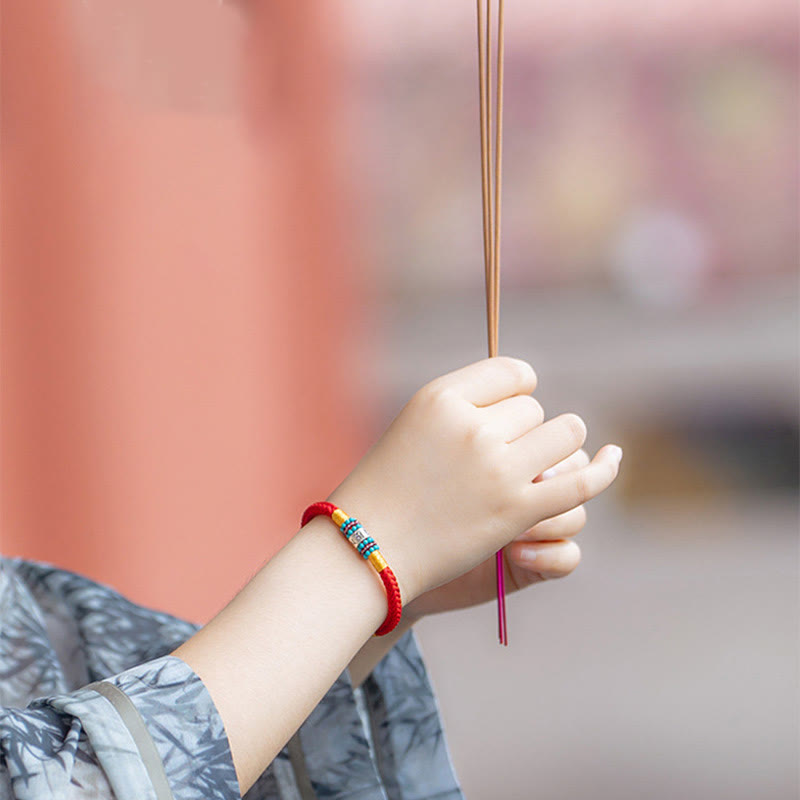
[{"x1": 326, "y1": 357, "x2": 622, "y2": 608}]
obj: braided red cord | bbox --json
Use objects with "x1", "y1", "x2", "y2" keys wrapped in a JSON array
[
  {"x1": 301, "y1": 502, "x2": 403, "y2": 636},
  {"x1": 374, "y1": 567, "x2": 402, "y2": 636},
  {"x1": 301, "y1": 501, "x2": 337, "y2": 527}
]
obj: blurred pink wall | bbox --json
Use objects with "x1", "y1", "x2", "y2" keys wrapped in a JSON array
[{"x1": 1, "y1": 1, "x2": 375, "y2": 622}]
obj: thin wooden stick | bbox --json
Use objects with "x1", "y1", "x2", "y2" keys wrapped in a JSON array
[
  {"x1": 477, "y1": 0, "x2": 507, "y2": 645},
  {"x1": 492, "y1": 0, "x2": 505, "y2": 355},
  {"x1": 477, "y1": 0, "x2": 492, "y2": 346},
  {"x1": 485, "y1": 0, "x2": 496, "y2": 353}
]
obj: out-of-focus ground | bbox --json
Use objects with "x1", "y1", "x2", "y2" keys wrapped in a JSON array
[{"x1": 417, "y1": 494, "x2": 797, "y2": 800}]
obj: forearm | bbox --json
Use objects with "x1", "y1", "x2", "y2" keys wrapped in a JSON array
[{"x1": 172, "y1": 516, "x2": 389, "y2": 795}]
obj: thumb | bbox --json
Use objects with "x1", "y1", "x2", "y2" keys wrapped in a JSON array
[{"x1": 505, "y1": 539, "x2": 582, "y2": 585}]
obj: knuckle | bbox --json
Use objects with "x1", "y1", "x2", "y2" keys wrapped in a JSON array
[
  {"x1": 409, "y1": 383, "x2": 434, "y2": 409},
  {"x1": 562, "y1": 413, "x2": 587, "y2": 446},
  {"x1": 501, "y1": 356, "x2": 537, "y2": 387},
  {"x1": 483, "y1": 448, "x2": 511, "y2": 486},
  {"x1": 530, "y1": 397, "x2": 545, "y2": 425},
  {"x1": 497, "y1": 355, "x2": 521, "y2": 371},
  {"x1": 414, "y1": 383, "x2": 455, "y2": 414},
  {"x1": 463, "y1": 415, "x2": 491, "y2": 447},
  {"x1": 519, "y1": 359, "x2": 538, "y2": 387}
]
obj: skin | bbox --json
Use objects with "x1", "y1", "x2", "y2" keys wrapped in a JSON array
[
  {"x1": 347, "y1": 456, "x2": 593, "y2": 689},
  {"x1": 173, "y1": 356, "x2": 622, "y2": 794}
]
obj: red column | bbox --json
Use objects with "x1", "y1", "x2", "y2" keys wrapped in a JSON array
[{"x1": 1, "y1": 1, "x2": 374, "y2": 622}]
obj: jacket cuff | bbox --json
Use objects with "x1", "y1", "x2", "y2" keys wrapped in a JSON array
[{"x1": 72, "y1": 654, "x2": 240, "y2": 800}]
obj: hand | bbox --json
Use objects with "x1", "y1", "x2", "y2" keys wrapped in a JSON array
[
  {"x1": 326, "y1": 356, "x2": 622, "y2": 608},
  {"x1": 402, "y1": 447, "x2": 615, "y2": 620}
]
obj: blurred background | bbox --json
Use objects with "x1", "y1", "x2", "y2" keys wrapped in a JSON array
[{"x1": 1, "y1": 1, "x2": 797, "y2": 798}]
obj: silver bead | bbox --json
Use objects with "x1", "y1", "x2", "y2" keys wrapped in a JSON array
[{"x1": 349, "y1": 530, "x2": 366, "y2": 546}]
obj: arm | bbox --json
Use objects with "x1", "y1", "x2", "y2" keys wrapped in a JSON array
[
  {"x1": 0, "y1": 520, "x2": 414, "y2": 800},
  {"x1": 3, "y1": 357, "x2": 620, "y2": 800},
  {"x1": 171, "y1": 514, "x2": 394, "y2": 796},
  {"x1": 173, "y1": 356, "x2": 621, "y2": 795}
]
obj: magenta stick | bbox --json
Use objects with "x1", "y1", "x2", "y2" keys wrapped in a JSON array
[{"x1": 496, "y1": 550, "x2": 507, "y2": 645}]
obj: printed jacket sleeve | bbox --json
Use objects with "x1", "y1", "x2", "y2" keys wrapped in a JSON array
[
  {"x1": 1, "y1": 558, "x2": 465, "y2": 800},
  {"x1": 1, "y1": 634, "x2": 465, "y2": 800},
  {"x1": 0, "y1": 655, "x2": 241, "y2": 800}
]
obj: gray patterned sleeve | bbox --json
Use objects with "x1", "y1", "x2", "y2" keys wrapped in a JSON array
[
  {"x1": 1, "y1": 557, "x2": 465, "y2": 800},
  {"x1": 358, "y1": 630, "x2": 465, "y2": 800},
  {"x1": 0, "y1": 655, "x2": 240, "y2": 800}
]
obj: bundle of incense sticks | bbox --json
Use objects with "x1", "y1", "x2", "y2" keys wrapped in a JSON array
[{"x1": 476, "y1": 0, "x2": 507, "y2": 646}]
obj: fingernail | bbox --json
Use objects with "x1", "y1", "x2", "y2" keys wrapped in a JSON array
[
  {"x1": 609, "y1": 445, "x2": 623, "y2": 463},
  {"x1": 541, "y1": 468, "x2": 557, "y2": 480},
  {"x1": 517, "y1": 546, "x2": 538, "y2": 565}
]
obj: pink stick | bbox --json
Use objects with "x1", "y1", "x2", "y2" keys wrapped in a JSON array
[{"x1": 496, "y1": 549, "x2": 507, "y2": 645}]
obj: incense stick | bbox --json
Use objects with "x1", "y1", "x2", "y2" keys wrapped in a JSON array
[{"x1": 477, "y1": 0, "x2": 507, "y2": 645}]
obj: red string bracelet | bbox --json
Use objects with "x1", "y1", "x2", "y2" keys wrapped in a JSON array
[{"x1": 301, "y1": 501, "x2": 402, "y2": 637}]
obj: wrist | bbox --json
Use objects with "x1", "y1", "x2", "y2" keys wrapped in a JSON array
[
  {"x1": 324, "y1": 488, "x2": 420, "y2": 607},
  {"x1": 296, "y1": 515, "x2": 390, "y2": 631}
]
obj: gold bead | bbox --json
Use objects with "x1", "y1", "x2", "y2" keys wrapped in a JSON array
[
  {"x1": 331, "y1": 508, "x2": 348, "y2": 527},
  {"x1": 369, "y1": 552, "x2": 388, "y2": 571}
]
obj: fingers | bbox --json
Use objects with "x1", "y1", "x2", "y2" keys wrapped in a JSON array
[
  {"x1": 534, "y1": 448, "x2": 589, "y2": 482},
  {"x1": 481, "y1": 394, "x2": 544, "y2": 442},
  {"x1": 499, "y1": 443, "x2": 615, "y2": 590},
  {"x1": 523, "y1": 444, "x2": 623, "y2": 522},
  {"x1": 430, "y1": 356, "x2": 537, "y2": 407},
  {"x1": 509, "y1": 413, "x2": 588, "y2": 478},
  {"x1": 514, "y1": 504, "x2": 587, "y2": 542},
  {"x1": 506, "y1": 539, "x2": 581, "y2": 581}
]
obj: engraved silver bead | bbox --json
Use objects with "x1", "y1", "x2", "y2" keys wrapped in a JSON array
[{"x1": 349, "y1": 529, "x2": 366, "y2": 546}]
